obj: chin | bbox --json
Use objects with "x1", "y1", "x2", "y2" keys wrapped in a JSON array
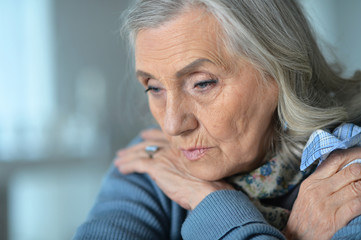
[
  {"x1": 185, "y1": 161, "x2": 255, "y2": 181},
  {"x1": 187, "y1": 167, "x2": 228, "y2": 182}
]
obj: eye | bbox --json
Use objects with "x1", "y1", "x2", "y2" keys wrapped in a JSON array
[
  {"x1": 145, "y1": 86, "x2": 161, "y2": 94},
  {"x1": 194, "y1": 79, "x2": 218, "y2": 90}
]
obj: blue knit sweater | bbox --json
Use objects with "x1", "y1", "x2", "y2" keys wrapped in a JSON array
[{"x1": 74, "y1": 138, "x2": 361, "y2": 239}]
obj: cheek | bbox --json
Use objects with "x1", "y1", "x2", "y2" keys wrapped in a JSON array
[
  {"x1": 199, "y1": 100, "x2": 244, "y2": 141},
  {"x1": 149, "y1": 99, "x2": 164, "y2": 124}
]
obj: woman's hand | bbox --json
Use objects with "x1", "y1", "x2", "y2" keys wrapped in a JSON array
[
  {"x1": 284, "y1": 147, "x2": 361, "y2": 240},
  {"x1": 114, "y1": 128, "x2": 233, "y2": 210}
]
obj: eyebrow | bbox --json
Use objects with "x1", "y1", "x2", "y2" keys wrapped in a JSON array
[{"x1": 135, "y1": 58, "x2": 214, "y2": 81}]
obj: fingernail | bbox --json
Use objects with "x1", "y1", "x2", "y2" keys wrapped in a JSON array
[
  {"x1": 350, "y1": 163, "x2": 361, "y2": 176},
  {"x1": 342, "y1": 159, "x2": 361, "y2": 170}
]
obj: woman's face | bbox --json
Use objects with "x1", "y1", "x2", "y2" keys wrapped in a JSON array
[{"x1": 135, "y1": 8, "x2": 278, "y2": 181}]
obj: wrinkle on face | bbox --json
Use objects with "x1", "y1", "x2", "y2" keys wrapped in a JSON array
[
  {"x1": 135, "y1": 7, "x2": 279, "y2": 180},
  {"x1": 136, "y1": 9, "x2": 233, "y2": 77}
]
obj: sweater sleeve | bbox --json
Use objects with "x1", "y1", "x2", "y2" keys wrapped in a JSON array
[
  {"x1": 73, "y1": 166, "x2": 180, "y2": 240},
  {"x1": 181, "y1": 190, "x2": 285, "y2": 240},
  {"x1": 332, "y1": 216, "x2": 361, "y2": 240},
  {"x1": 73, "y1": 134, "x2": 186, "y2": 240}
]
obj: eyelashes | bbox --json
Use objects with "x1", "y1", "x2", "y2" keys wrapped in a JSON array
[
  {"x1": 194, "y1": 79, "x2": 218, "y2": 90},
  {"x1": 144, "y1": 79, "x2": 219, "y2": 95},
  {"x1": 145, "y1": 86, "x2": 160, "y2": 93}
]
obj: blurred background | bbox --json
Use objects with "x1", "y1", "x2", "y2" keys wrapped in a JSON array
[{"x1": 0, "y1": 0, "x2": 360, "y2": 239}]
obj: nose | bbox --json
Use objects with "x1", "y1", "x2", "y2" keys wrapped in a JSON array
[{"x1": 162, "y1": 94, "x2": 198, "y2": 136}]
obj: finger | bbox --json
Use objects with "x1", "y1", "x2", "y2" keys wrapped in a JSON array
[
  {"x1": 323, "y1": 163, "x2": 361, "y2": 193},
  {"x1": 117, "y1": 152, "x2": 174, "y2": 176},
  {"x1": 115, "y1": 141, "x2": 169, "y2": 168},
  {"x1": 329, "y1": 173, "x2": 361, "y2": 208},
  {"x1": 141, "y1": 128, "x2": 167, "y2": 141},
  {"x1": 114, "y1": 148, "x2": 149, "y2": 165},
  {"x1": 312, "y1": 147, "x2": 361, "y2": 179},
  {"x1": 117, "y1": 156, "x2": 152, "y2": 175},
  {"x1": 334, "y1": 181, "x2": 361, "y2": 228},
  {"x1": 117, "y1": 143, "x2": 148, "y2": 157},
  {"x1": 117, "y1": 139, "x2": 166, "y2": 158}
]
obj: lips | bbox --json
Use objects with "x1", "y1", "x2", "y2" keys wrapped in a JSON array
[{"x1": 180, "y1": 148, "x2": 210, "y2": 161}]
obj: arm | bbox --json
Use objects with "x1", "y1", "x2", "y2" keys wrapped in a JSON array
[
  {"x1": 74, "y1": 167, "x2": 285, "y2": 240},
  {"x1": 112, "y1": 130, "x2": 361, "y2": 239},
  {"x1": 73, "y1": 167, "x2": 180, "y2": 240},
  {"x1": 115, "y1": 130, "x2": 286, "y2": 239},
  {"x1": 182, "y1": 190, "x2": 285, "y2": 240}
]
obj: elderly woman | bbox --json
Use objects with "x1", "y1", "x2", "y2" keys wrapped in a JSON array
[{"x1": 74, "y1": 0, "x2": 361, "y2": 239}]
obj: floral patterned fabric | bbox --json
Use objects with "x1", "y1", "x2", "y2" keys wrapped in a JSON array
[{"x1": 227, "y1": 157, "x2": 312, "y2": 230}]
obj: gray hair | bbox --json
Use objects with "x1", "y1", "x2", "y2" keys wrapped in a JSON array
[{"x1": 121, "y1": 0, "x2": 361, "y2": 167}]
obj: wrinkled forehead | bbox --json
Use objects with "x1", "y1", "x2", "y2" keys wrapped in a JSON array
[{"x1": 134, "y1": 8, "x2": 235, "y2": 72}]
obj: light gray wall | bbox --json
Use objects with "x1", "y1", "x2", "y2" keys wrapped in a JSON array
[
  {"x1": 5, "y1": 1, "x2": 150, "y2": 240},
  {"x1": 53, "y1": 0, "x2": 150, "y2": 155},
  {"x1": 333, "y1": 0, "x2": 361, "y2": 76},
  {"x1": 300, "y1": 0, "x2": 361, "y2": 76}
]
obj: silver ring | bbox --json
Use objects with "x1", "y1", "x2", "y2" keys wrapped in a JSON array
[{"x1": 145, "y1": 145, "x2": 159, "y2": 159}]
